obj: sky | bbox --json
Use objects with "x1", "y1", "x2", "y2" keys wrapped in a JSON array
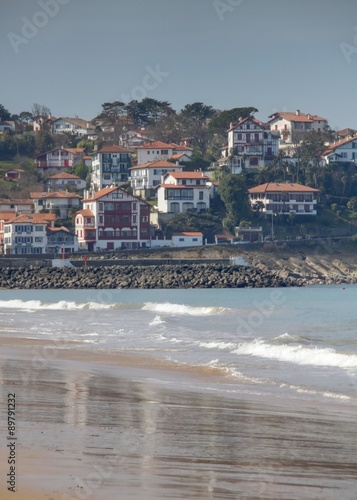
[{"x1": 2, "y1": 0, "x2": 357, "y2": 130}]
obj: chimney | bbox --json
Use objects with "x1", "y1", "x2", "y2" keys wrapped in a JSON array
[{"x1": 296, "y1": 110, "x2": 300, "y2": 116}]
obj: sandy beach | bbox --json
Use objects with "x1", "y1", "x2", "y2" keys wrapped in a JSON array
[{"x1": 1, "y1": 337, "x2": 357, "y2": 500}]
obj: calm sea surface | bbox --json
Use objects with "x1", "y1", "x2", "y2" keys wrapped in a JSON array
[{"x1": 1, "y1": 285, "x2": 357, "y2": 498}]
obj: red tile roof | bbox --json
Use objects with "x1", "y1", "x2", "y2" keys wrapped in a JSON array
[
  {"x1": 160, "y1": 184, "x2": 210, "y2": 189},
  {"x1": 165, "y1": 172, "x2": 209, "y2": 180},
  {"x1": 0, "y1": 210, "x2": 16, "y2": 221},
  {"x1": 76, "y1": 209, "x2": 94, "y2": 217},
  {"x1": 172, "y1": 232, "x2": 203, "y2": 237},
  {"x1": 130, "y1": 160, "x2": 178, "y2": 170},
  {"x1": 324, "y1": 136, "x2": 357, "y2": 155},
  {"x1": 8, "y1": 213, "x2": 57, "y2": 224},
  {"x1": 268, "y1": 112, "x2": 327, "y2": 123},
  {"x1": 228, "y1": 117, "x2": 267, "y2": 132},
  {"x1": 33, "y1": 147, "x2": 85, "y2": 159},
  {"x1": 96, "y1": 145, "x2": 133, "y2": 154},
  {"x1": 31, "y1": 191, "x2": 81, "y2": 199},
  {"x1": 136, "y1": 141, "x2": 174, "y2": 150},
  {"x1": 170, "y1": 143, "x2": 193, "y2": 151},
  {"x1": 48, "y1": 172, "x2": 81, "y2": 179},
  {"x1": 248, "y1": 183, "x2": 320, "y2": 194},
  {"x1": 82, "y1": 186, "x2": 119, "y2": 201}
]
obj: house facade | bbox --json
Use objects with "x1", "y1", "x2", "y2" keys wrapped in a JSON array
[
  {"x1": 224, "y1": 117, "x2": 279, "y2": 173},
  {"x1": 323, "y1": 136, "x2": 357, "y2": 164},
  {"x1": 3, "y1": 213, "x2": 56, "y2": 255},
  {"x1": 91, "y1": 145, "x2": 132, "y2": 190},
  {"x1": 4, "y1": 169, "x2": 25, "y2": 180},
  {"x1": 129, "y1": 160, "x2": 183, "y2": 199},
  {"x1": 157, "y1": 172, "x2": 211, "y2": 213},
  {"x1": 248, "y1": 182, "x2": 320, "y2": 216},
  {"x1": 268, "y1": 110, "x2": 328, "y2": 144},
  {"x1": 46, "y1": 226, "x2": 78, "y2": 254},
  {"x1": 51, "y1": 117, "x2": 96, "y2": 137},
  {"x1": 46, "y1": 172, "x2": 87, "y2": 192},
  {"x1": 75, "y1": 186, "x2": 151, "y2": 251},
  {"x1": 171, "y1": 232, "x2": 203, "y2": 247},
  {"x1": 31, "y1": 191, "x2": 82, "y2": 218},
  {"x1": 34, "y1": 147, "x2": 85, "y2": 175},
  {"x1": 0, "y1": 198, "x2": 33, "y2": 213},
  {"x1": 135, "y1": 141, "x2": 193, "y2": 166}
]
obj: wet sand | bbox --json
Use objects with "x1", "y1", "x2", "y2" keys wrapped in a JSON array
[{"x1": 1, "y1": 342, "x2": 357, "y2": 499}]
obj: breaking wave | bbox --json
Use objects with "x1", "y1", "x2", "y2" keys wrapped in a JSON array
[
  {"x1": 232, "y1": 339, "x2": 357, "y2": 369},
  {"x1": 142, "y1": 302, "x2": 227, "y2": 316}
]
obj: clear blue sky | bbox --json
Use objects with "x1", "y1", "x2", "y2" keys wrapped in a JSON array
[{"x1": 2, "y1": 0, "x2": 357, "y2": 130}]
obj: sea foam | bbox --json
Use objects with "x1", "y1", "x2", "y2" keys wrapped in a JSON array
[
  {"x1": 232, "y1": 339, "x2": 357, "y2": 369},
  {"x1": 142, "y1": 302, "x2": 226, "y2": 316}
]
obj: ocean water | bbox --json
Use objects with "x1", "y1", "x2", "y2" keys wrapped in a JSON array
[
  {"x1": 1, "y1": 285, "x2": 357, "y2": 499},
  {"x1": 0, "y1": 285, "x2": 356, "y2": 407}
]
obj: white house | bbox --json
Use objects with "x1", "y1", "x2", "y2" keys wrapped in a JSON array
[
  {"x1": 157, "y1": 171, "x2": 211, "y2": 213},
  {"x1": 172, "y1": 232, "x2": 203, "y2": 247},
  {"x1": 31, "y1": 191, "x2": 82, "y2": 218},
  {"x1": 51, "y1": 117, "x2": 96, "y2": 137},
  {"x1": 91, "y1": 145, "x2": 132, "y2": 190},
  {"x1": 222, "y1": 116, "x2": 279, "y2": 173},
  {"x1": 248, "y1": 182, "x2": 320, "y2": 216},
  {"x1": 129, "y1": 160, "x2": 183, "y2": 198},
  {"x1": 34, "y1": 147, "x2": 85, "y2": 175},
  {"x1": 323, "y1": 136, "x2": 357, "y2": 164},
  {"x1": 0, "y1": 198, "x2": 33, "y2": 213},
  {"x1": 135, "y1": 141, "x2": 193, "y2": 166},
  {"x1": 75, "y1": 186, "x2": 151, "y2": 251},
  {"x1": 46, "y1": 172, "x2": 87, "y2": 192},
  {"x1": 3, "y1": 213, "x2": 56, "y2": 255},
  {"x1": 268, "y1": 110, "x2": 328, "y2": 144},
  {"x1": 0, "y1": 121, "x2": 15, "y2": 132}
]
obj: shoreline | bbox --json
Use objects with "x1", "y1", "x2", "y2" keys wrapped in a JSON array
[{"x1": 1, "y1": 343, "x2": 357, "y2": 499}]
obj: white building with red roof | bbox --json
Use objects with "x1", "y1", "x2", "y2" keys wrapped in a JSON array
[
  {"x1": 3, "y1": 213, "x2": 57, "y2": 255},
  {"x1": 51, "y1": 117, "x2": 96, "y2": 138},
  {"x1": 129, "y1": 160, "x2": 183, "y2": 199},
  {"x1": 323, "y1": 136, "x2": 357, "y2": 164},
  {"x1": 222, "y1": 116, "x2": 279, "y2": 173},
  {"x1": 248, "y1": 182, "x2": 320, "y2": 216},
  {"x1": 31, "y1": 191, "x2": 82, "y2": 218},
  {"x1": 75, "y1": 186, "x2": 151, "y2": 251},
  {"x1": 135, "y1": 141, "x2": 193, "y2": 166},
  {"x1": 157, "y1": 171, "x2": 211, "y2": 213},
  {"x1": 91, "y1": 145, "x2": 133, "y2": 189},
  {"x1": 34, "y1": 147, "x2": 85, "y2": 174},
  {"x1": 46, "y1": 172, "x2": 87, "y2": 191},
  {"x1": 171, "y1": 232, "x2": 203, "y2": 247},
  {"x1": 268, "y1": 110, "x2": 328, "y2": 144}
]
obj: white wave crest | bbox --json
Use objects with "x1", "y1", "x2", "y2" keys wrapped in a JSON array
[
  {"x1": 232, "y1": 339, "x2": 357, "y2": 369},
  {"x1": 142, "y1": 302, "x2": 226, "y2": 316},
  {"x1": 149, "y1": 315, "x2": 165, "y2": 326},
  {"x1": 0, "y1": 300, "x2": 115, "y2": 311},
  {"x1": 199, "y1": 341, "x2": 239, "y2": 350}
]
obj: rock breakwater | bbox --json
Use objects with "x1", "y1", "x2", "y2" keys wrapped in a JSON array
[{"x1": 0, "y1": 264, "x2": 300, "y2": 289}]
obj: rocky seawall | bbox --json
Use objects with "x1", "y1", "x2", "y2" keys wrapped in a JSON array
[
  {"x1": 1, "y1": 257, "x2": 357, "y2": 290},
  {"x1": 0, "y1": 264, "x2": 301, "y2": 289}
]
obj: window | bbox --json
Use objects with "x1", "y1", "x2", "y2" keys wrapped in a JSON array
[
  {"x1": 199, "y1": 191, "x2": 204, "y2": 200},
  {"x1": 121, "y1": 202, "x2": 130, "y2": 211},
  {"x1": 161, "y1": 150, "x2": 168, "y2": 155},
  {"x1": 132, "y1": 202, "x2": 137, "y2": 210},
  {"x1": 179, "y1": 238, "x2": 184, "y2": 241},
  {"x1": 193, "y1": 238, "x2": 198, "y2": 242},
  {"x1": 133, "y1": 215, "x2": 137, "y2": 224},
  {"x1": 104, "y1": 202, "x2": 114, "y2": 210}
]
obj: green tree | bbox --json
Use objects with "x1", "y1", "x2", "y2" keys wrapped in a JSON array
[
  {"x1": 0, "y1": 104, "x2": 11, "y2": 121},
  {"x1": 218, "y1": 174, "x2": 250, "y2": 227},
  {"x1": 178, "y1": 102, "x2": 215, "y2": 157}
]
